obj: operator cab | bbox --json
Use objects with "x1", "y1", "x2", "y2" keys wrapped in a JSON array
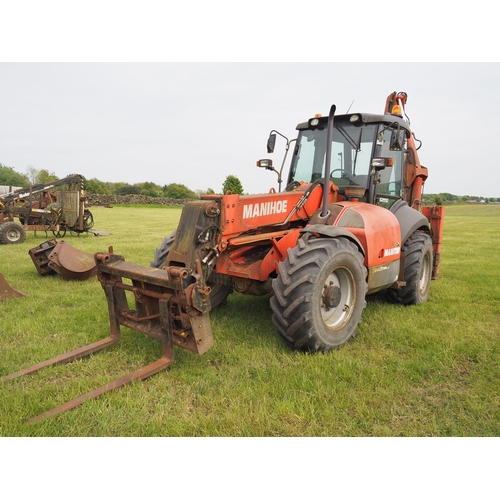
[{"x1": 287, "y1": 112, "x2": 410, "y2": 208}]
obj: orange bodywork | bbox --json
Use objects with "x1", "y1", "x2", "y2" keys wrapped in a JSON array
[
  {"x1": 213, "y1": 184, "x2": 401, "y2": 290},
  {"x1": 213, "y1": 183, "x2": 336, "y2": 281},
  {"x1": 422, "y1": 204, "x2": 445, "y2": 278},
  {"x1": 324, "y1": 202, "x2": 401, "y2": 269},
  {"x1": 218, "y1": 182, "x2": 329, "y2": 235}
]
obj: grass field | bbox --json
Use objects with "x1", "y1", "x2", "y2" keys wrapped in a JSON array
[{"x1": 0, "y1": 203, "x2": 499, "y2": 437}]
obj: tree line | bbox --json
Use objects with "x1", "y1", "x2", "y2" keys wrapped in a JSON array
[
  {"x1": 1, "y1": 163, "x2": 498, "y2": 203},
  {"x1": 422, "y1": 192, "x2": 500, "y2": 205},
  {"x1": 0, "y1": 163, "x2": 245, "y2": 199}
]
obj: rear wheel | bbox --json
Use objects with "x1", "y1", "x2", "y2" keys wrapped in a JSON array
[
  {"x1": 151, "y1": 231, "x2": 176, "y2": 269},
  {"x1": 0, "y1": 222, "x2": 26, "y2": 244},
  {"x1": 386, "y1": 231, "x2": 433, "y2": 305},
  {"x1": 83, "y1": 209, "x2": 94, "y2": 230},
  {"x1": 151, "y1": 231, "x2": 232, "y2": 309},
  {"x1": 271, "y1": 235, "x2": 367, "y2": 352}
]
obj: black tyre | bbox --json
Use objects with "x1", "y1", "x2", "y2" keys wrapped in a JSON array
[
  {"x1": 151, "y1": 230, "x2": 232, "y2": 309},
  {"x1": 271, "y1": 236, "x2": 368, "y2": 352},
  {"x1": 386, "y1": 231, "x2": 433, "y2": 305},
  {"x1": 0, "y1": 222, "x2": 26, "y2": 244},
  {"x1": 151, "y1": 231, "x2": 176, "y2": 269},
  {"x1": 83, "y1": 209, "x2": 94, "y2": 230}
]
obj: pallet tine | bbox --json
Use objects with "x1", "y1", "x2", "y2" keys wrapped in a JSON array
[
  {"x1": 26, "y1": 295, "x2": 174, "y2": 423},
  {"x1": 1, "y1": 283, "x2": 122, "y2": 383},
  {"x1": 0, "y1": 335, "x2": 120, "y2": 383},
  {"x1": 2, "y1": 273, "x2": 177, "y2": 422}
]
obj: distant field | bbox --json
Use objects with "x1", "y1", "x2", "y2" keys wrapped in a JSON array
[{"x1": 0, "y1": 203, "x2": 499, "y2": 436}]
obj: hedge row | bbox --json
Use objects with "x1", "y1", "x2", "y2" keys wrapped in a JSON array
[{"x1": 86, "y1": 194, "x2": 187, "y2": 206}]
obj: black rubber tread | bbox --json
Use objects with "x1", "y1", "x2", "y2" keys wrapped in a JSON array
[
  {"x1": 151, "y1": 231, "x2": 176, "y2": 268},
  {"x1": 270, "y1": 236, "x2": 367, "y2": 352},
  {"x1": 386, "y1": 231, "x2": 433, "y2": 305},
  {"x1": 0, "y1": 222, "x2": 26, "y2": 244},
  {"x1": 150, "y1": 230, "x2": 232, "y2": 309}
]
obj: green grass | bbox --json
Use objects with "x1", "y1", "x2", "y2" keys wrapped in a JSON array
[{"x1": 1, "y1": 204, "x2": 499, "y2": 436}]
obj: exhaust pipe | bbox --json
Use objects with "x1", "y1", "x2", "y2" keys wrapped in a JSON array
[{"x1": 321, "y1": 104, "x2": 336, "y2": 218}]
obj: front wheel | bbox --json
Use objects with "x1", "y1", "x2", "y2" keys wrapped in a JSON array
[
  {"x1": 0, "y1": 222, "x2": 26, "y2": 244},
  {"x1": 271, "y1": 236, "x2": 368, "y2": 352},
  {"x1": 386, "y1": 232, "x2": 433, "y2": 305}
]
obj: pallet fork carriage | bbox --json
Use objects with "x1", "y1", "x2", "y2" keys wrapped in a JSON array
[{"x1": 1, "y1": 249, "x2": 212, "y2": 423}]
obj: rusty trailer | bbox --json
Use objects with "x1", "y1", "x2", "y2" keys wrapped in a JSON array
[{"x1": 0, "y1": 174, "x2": 94, "y2": 244}]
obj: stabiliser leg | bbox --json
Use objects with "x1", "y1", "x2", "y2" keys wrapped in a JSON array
[{"x1": 2, "y1": 285, "x2": 175, "y2": 423}]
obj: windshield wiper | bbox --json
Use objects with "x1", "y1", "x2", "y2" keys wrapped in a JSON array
[
  {"x1": 352, "y1": 128, "x2": 363, "y2": 173},
  {"x1": 337, "y1": 124, "x2": 360, "y2": 150}
]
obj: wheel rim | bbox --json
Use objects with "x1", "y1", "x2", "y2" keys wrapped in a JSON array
[
  {"x1": 53, "y1": 228, "x2": 67, "y2": 238},
  {"x1": 419, "y1": 252, "x2": 431, "y2": 294},
  {"x1": 320, "y1": 267, "x2": 355, "y2": 330},
  {"x1": 7, "y1": 228, "x2": 21, "y2": 242}
]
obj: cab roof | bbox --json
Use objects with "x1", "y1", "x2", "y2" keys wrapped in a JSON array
[{"x1": 296, "y1": 112, "x2": 411, "y2": 135}]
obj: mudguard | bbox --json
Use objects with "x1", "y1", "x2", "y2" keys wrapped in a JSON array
[
  {"x1": 390, "y1": 199, "x2": 430, "y2": 244},
  {"x1": 305, "y1": 202, "x2": 402, "y2": 292},
  {"x1": 301, "y1": 225, "x2": 365, "y2": 255}
]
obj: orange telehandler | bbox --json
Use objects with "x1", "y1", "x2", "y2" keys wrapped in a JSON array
[{"x1": 2, "y1": 91, "x2": 444, "y2": 421}]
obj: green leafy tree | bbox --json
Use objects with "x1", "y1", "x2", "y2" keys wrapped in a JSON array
[
  {"x1": 222, "y1": 175, "x2": 243, "y2": 195},
  {"x1": 36, "y1": 169, "x2": 59, "y2": 185},
  {"x1": 0, "y1": 163, "x2": 29, "y2": 188},
  {"x1": 439, "y1": 192, "x2": 459, "y2": 203},
  {"x1": 163, "y1": 183, "x2": 197, "y2": 199},
  {"x1": 140, "y1": 182, "x2": 163, "y2": 197},
  {"x1": 115, "y1": 183, "x2": 141, "y2": 195},
  {"x1": 26, "y1": 166, "x2": 58, "y2": 185},
  {"x1": 196, "y1": 188, "x2": 215, "y2": 198},
  {"x1": 85, "y1": 178, "x2": 113, "y2": 195}
]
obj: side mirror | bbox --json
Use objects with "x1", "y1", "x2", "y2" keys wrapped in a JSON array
[
  {"x1": 267, "y1": 134, "x2": 276, "y2": 154},
  {"x1": 390, "y1": 129, "x2": 405, "y2": 151}
]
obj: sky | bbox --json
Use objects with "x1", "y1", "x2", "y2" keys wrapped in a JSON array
[
  {"x1": 1, "y1": 2, "x2": 499, "y2": 200},
  {"x1": 2, "y1": 62, "x2": 499, "y2": 199}
]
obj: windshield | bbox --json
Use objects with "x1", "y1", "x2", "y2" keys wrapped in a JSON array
[
  {"x1": 288, "y1": 122, "x2": 378, "y2": 189},
  {"x1": 287, "y1": 120, "x2": 404, "y2": 208}
]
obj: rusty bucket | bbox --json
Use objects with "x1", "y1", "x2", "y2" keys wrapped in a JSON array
[
  {"x1": 0, "y1": 273, "x2": 27, "y2": 302},
  {"x1": 29, "y1": 239, "x2": 97, "y2": 281}
]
